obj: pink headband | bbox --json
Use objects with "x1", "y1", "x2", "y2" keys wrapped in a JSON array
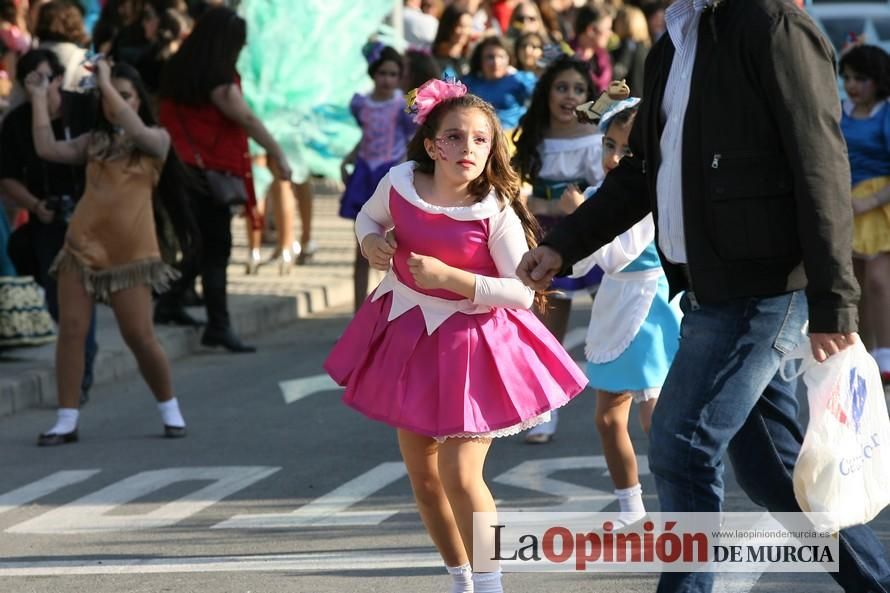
[{"x1": 405, "y1": 78, "x2": 468, "y2": 125}]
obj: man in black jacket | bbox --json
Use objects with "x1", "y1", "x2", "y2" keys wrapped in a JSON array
[{"x1": 517, "y1": 1, "x2": 890, "y2": 592}]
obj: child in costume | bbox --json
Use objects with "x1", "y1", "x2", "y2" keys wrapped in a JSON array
[
  {"x1": 340, "y1": 44, "x2": 416, "y2": 310},
  {"x1": 324, "y1": 80, "x2": 587, "y2": 593},
  {"x1": 839, "y1": 44, "x2": 890, "y2": 380},
  {"x1": 461, "y1": 36, "x2": 536, "y2": 134},
  {"x1": 570, "y1": 97, "x2": 681, "y2": 527},
  {"x1": 511, "y1": 56, "x2": 605, "y2": 443}
]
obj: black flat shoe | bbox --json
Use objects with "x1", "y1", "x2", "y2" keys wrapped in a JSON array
[
  {"x1": 37, "y1": 430, "x2": 78, "y2": 447},
  {"x1": 154, "y1": 307, "x2": 204, "y2": 327},
  {"x1": 164, "y1": 425, "x2": 187, "y2": 438},
  {"x1": 201, "y1": 328, "x2": 256, "y2": 353}
]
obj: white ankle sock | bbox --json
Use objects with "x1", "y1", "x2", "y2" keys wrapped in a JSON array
[
  {"x1": 157, "y1": 398, "x2": 185, "y2": 428},
  {"x1": 472, "y1": 570, "x2": 503, "y2": 593},
  {"x1": 446, "y1": 563, "x2": 473, "y2": 593},
  {"x1": 47, "y1": 408, "x2": 79, "y2": 435},
  {"x1": 872, "y1": 348, "x2": 890, "y2": 373},
  {"x1": 615, "y1": 484, "x2": 646, "y2": 525}
]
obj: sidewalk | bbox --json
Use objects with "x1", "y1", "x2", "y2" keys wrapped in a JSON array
[{"x1": 0, "y1": 180, "x2": 357, "y2": 418}]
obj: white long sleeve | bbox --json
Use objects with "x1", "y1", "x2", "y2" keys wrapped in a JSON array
[
  {"x1": 355, "y1": 174, "x2": 395, "y2": 254},
  {"x1": 572, "y1": 214, "x2": 656, "y2": 277},
  {"x1": 473, "y1": 206, "x2": 536, "y2": 309}
]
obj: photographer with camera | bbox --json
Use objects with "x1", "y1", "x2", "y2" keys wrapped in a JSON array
[{"x1": 0, "y1": 48, "x2": 97, "y2": 403}]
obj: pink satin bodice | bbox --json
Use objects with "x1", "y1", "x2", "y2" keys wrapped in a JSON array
[{"x1": 389, "y1": 187, "x2": 499, "y2": 300}]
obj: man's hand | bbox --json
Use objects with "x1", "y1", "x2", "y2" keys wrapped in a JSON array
[
  {"x1": 517, "y1": 245, "x2": 563, "y2": 291},
  {"x1": 810, "y1": 332, "x2": 858, "y2": 363}
]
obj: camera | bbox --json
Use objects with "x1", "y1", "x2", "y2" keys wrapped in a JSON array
[{"x1": 43, "y1": 195, "x2": 75, "y2": 224}]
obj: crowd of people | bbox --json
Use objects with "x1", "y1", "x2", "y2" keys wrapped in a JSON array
[
  {"x1": 0, "y1": 0, "x2": 889, "y2": 592},
  {"x1": 0, "y1": 0, "x2": 311, "y2": 442}
]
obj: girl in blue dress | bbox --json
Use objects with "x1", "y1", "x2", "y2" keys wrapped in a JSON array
[
  {"x1": 461, "y1": 36, "x2": 536, "y2": 134},
  {"x1": 571, "y1": 97, "x2": 681, "y2": 526}
]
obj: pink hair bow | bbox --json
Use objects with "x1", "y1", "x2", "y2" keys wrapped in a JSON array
[{"x1": 405, "y1": 78, "x2": 468, "y2": 125}]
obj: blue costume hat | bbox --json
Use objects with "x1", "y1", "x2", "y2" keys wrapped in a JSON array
[{"x1": 598, "y1": 97, "x2": 642, "y2": 132}]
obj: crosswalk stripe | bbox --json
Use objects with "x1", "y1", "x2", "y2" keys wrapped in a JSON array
[{"x1": 0, "y1": 550, "x2": 443, "y2": 576}]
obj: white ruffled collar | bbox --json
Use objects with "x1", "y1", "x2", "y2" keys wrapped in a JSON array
[{"x1": 390, "y1": 161, "x2": 502, "y2": 221}]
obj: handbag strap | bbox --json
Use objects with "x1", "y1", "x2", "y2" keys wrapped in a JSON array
[{"x1": 173, "y1": 106, "x2": 207, "y2": 170}]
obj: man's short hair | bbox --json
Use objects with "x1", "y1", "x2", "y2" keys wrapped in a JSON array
[{"x1": 15, "y1": 48, "x2": 65, "y2": 87}]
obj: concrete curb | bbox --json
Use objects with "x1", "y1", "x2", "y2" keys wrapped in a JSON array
[{"x1": 1, "y1": 188, "x2": 355, "y2": 418}]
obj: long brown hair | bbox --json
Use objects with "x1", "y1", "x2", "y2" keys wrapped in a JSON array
[
  {"x1": 512, "y1": 57, "x2": 595, "y2": 184},
  {"x1": 405, "y1": 94, "x2": 547, "y2": 311}
]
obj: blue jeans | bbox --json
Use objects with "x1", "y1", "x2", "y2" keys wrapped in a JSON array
[{"x1": 649, "y1": 290, "x2": 890, "y2": 593}]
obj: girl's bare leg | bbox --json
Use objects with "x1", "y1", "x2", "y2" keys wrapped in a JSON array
[
  {"x1": 110, "y1": 284, "x2": 173, "y2": 402},
  {"x1": 54, "y1": 268, "x2": 94, "y2": 410},
  {"x1": 398, "y1": 429, "x2": 468, "y2": 568},
  {"x1": 437, "y1": 437, "x2": 495, "y2": 565}
]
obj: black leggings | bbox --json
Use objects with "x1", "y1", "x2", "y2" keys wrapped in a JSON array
[{"x1": 159, "y1": 168, "x2": 234, "y2": 331}]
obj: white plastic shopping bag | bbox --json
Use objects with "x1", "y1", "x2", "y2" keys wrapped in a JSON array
[{"x1": 780, "y1": 338, "x2": 890, "y2": 532}]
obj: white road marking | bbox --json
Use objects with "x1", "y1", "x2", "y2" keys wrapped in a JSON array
[
  {"x1": 7, "y1": 466, "x2": 279, "y2": 534},
  {"x1": 0, "y1": 470, "x2": 100, "y2": 515},
  {"x1": 0, "y1": 549, "x2": 443, "y2": 576},
  {"x1": 280, "y1": 373, "x2": 342, "y2": 404},
  {"x1": 494, "y1": 455, "x2": 650, "y2": 513},
  {"x1": 213, "y1": 462, "x2": 407, "y2": 529}
]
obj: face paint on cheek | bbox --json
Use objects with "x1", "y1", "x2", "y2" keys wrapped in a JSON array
[
  {"x1": 434, "y1": 131, "x2": 492, "y2": 165},
  {"x1": 435, "y1": 136, "x2": 468, "y2": 162},
  {"x1": 434, "y1": 140, "x2": 449, "y2": 162}
]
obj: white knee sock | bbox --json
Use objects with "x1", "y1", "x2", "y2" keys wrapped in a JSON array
[
  {"x1": 472, "y1": 570, "x2": 503, "y2": 593},
  {"x1": 157, "y1": 398, "x2": 185, "y2": 428},
  {"x1": 47, "y1": 408, "x2": 79, "y2": 434},
  {"x1": 872, "y1": 348, "x2": 890, "y2": 373},
  {"x1": 615, "y1": 483, "x2": 646, "y2": 526},
  {"x1": 446, "y1": 563, "x2": 473, "y2": 593}
]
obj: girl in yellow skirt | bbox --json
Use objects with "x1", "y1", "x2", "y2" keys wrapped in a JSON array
[{"x1": 840, "y1": 45, "x2": 890, "y2": 380}]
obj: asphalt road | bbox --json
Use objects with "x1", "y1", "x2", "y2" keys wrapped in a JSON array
[{"x1": 1, "y1": 299, "x2": 887, "y2": 593}]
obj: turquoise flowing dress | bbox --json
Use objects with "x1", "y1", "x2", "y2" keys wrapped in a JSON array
[{"x1": 237, "y1": 0, "x2": 395, "y2": 188}]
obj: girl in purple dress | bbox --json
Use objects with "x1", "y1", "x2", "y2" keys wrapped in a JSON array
[
  {"x1": 340, "y1": 44, "x2": 416, "y2": 310},
  {"x1": 325, "y1": 80, "x2": 586, "y2": 593}
]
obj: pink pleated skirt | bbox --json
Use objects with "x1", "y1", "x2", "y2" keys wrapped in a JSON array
[{"x1": 324, "y1": 293, "x2": 588, "y2": 439}]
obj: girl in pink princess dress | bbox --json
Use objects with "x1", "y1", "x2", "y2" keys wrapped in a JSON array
[{"x1": 324, "y1": 80, "x2": 587, "y2": 593}]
